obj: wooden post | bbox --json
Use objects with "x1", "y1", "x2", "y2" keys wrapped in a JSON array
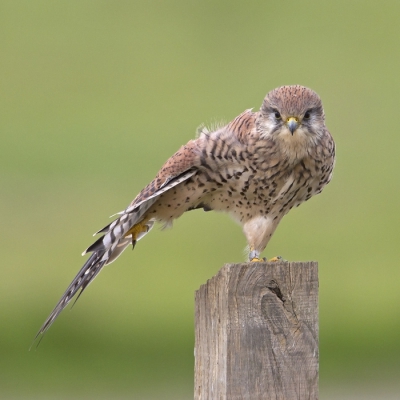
[{"x1": 194, "y1": 262, "x2": 319, "y2": 400}]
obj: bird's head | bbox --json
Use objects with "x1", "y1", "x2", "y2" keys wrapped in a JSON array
[{"x1": 258, "y1": 85, "x2": 326, "y2": 148}]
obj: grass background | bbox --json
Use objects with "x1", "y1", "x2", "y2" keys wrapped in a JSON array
[{"x1": 1, "y1": 1, "x2": 399, "y2": 398}]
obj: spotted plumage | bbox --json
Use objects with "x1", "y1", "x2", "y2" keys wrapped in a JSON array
[{"x1": 35, "y1": 85, "x2": 335, "y2": 340}]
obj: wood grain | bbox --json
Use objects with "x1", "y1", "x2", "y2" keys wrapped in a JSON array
[{"x1": 194, "y1": 262, "x2": 319, "y2": 400}]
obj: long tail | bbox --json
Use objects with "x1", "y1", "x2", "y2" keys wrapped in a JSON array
[
  {"x1": 33, "y1": 201, "x2": 157, "y2": 344},
  {"x1": 33, "y1": 169, "x2": 196, "y2": 345},
  {"x1": 33, "y1": 252, "x2": 106, "y2": 342}
]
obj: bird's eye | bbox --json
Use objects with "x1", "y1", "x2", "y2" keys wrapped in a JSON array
[
  {"x1": 304, "y1": 110, "x2": 311, "y2": 120},
  {"x1": 273, "y1": 110, "x2": 281, "y2": 120}
]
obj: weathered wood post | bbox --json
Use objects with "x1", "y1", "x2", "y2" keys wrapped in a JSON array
[{"x1": 194, "y1": 261, "x2": 319, "y2": 400}]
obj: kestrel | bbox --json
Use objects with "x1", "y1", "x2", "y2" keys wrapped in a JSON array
[{"x1": 35, "y1": 85, "x2": 335, "y2": 339}]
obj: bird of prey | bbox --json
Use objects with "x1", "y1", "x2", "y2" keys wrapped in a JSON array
[{"x1": 35, "y1": 85, "x2": 335, "y2": 340}]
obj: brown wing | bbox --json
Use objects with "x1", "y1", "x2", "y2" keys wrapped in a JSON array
[{"x1": 127, "y1": 139, "x2": 201, "y2": 210}]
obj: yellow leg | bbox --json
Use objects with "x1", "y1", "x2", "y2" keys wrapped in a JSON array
[
  {"x1": 249, "y1": 247, "x2": 285, "y2": 262},
  {"x1": 250, "y1": 256, "x2": 284, "y2": 262},
  {"x1": 267, "y1": 256, "x2": 285, "y2": 262},
  {"x1": 249, "y1": 247, "x2": 266, "y2": 262},
  {"x1": 125, "y1": 219, "x2": 151, "y2": 246}
]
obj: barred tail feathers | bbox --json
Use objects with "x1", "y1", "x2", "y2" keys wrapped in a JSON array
[
  {"x1": 34, "y1": 169, "x2": 197, "y2": 342},
  {"x1": 34, "y1": 200, "x2": 157, "y2": 341},
  {"x1": 33, "y1": 252, "x2": 106, "y2": 342}
]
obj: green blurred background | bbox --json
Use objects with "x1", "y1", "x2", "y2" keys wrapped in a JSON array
[{"x1": 1, "y1": 1, "x2": 399, "y2": 398}]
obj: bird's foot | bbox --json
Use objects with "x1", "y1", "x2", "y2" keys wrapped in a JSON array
[
  {"x1": 268, "y1": 256, "x2": 286, "y2": 262},
  {"x1": 249, "y1": 256, "x2": 286, "y2": 262},
  {"x1": 248, "y1": 248, "x2": 286, "y2": 262},
  {"x1": 125, "y1": 220, "x2": 151, "y2": 247},
  {"x1": 250, "y1": 257, "x2": 267, "y2": 262},
  {"x1": 248, "y1": 250, "x2": 287, "y2": 262},
  {"x1": 249, "y1": 249, "x2": 262, "y2": 262}
]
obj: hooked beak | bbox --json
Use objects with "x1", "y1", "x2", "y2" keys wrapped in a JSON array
[{"x1": 286, "y1": 117, "x2": 299, "y2": 135}]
